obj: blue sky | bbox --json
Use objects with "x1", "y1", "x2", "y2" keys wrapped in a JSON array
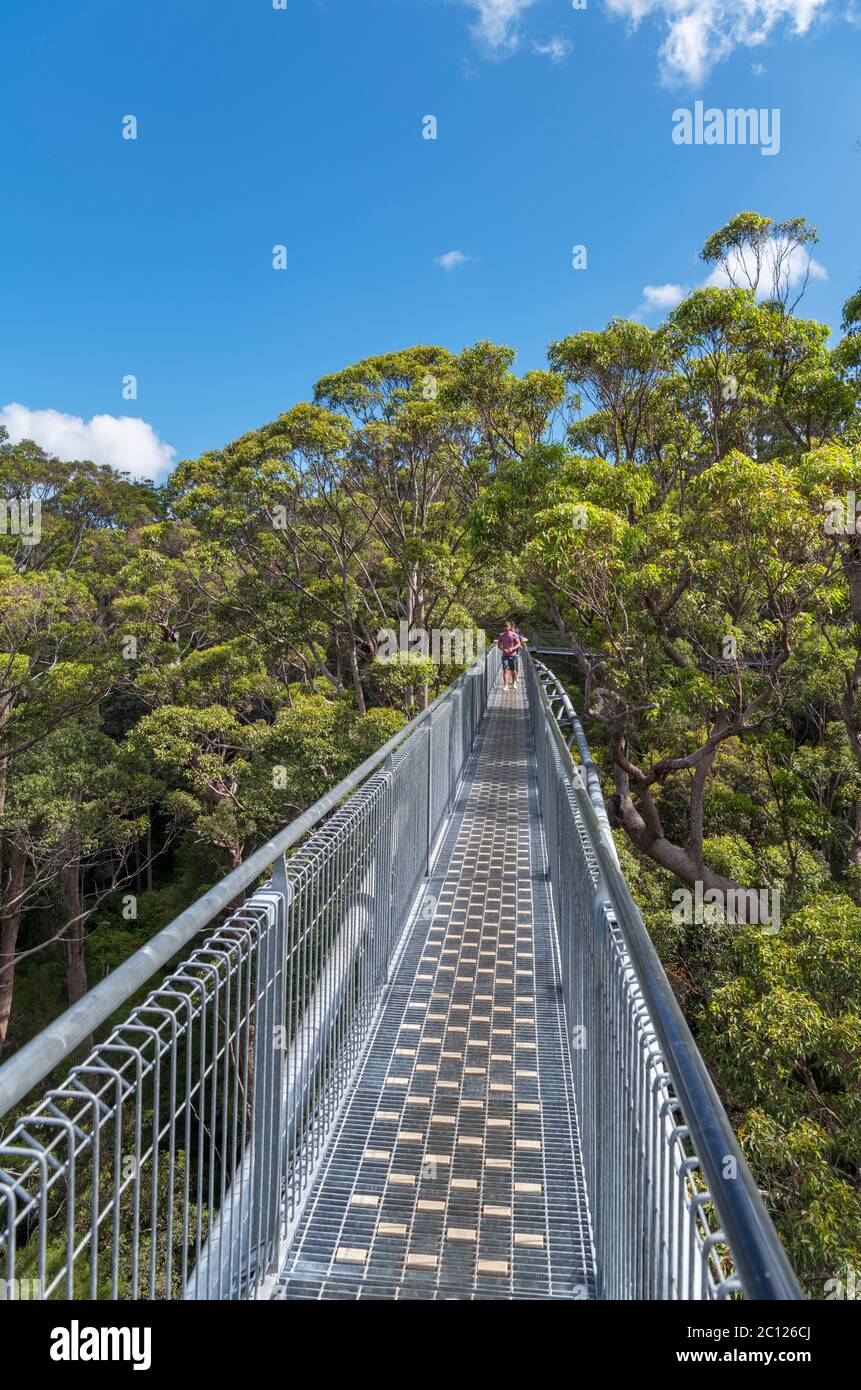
[{"x1": 1, "y1": 0, "x2": 859, "y2": 477}]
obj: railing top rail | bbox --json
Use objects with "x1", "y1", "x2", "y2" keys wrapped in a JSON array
[
  {"x1": 528, "y1": 653, "x2": 802, "y2": 1302},
  {"x1": 0, "y1": 654, "x2": 488, "y2": 1121}
]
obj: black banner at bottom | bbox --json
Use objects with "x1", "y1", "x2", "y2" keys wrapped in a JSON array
[{"x1": 1, "y1": 1294, "x2": 855, "y2": 1377}]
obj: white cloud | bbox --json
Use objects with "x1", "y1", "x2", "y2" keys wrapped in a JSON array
[
  {"x1": 640, "y1": 282, "x2": 688, "y2": 311},
  {"x1": 0, "y1": 403, "x2": 175, "y2": 481},
  {"x1": 752, "y1": 61, "x2": 767, "y2": 74},
  {"x1": 533, "y1": 37, "x2": 572, "y2": 61},
  {"x1": 463, "y1": 0, "x2": 538, "y2": 53},
  {"x1": 602, "y1": 0, "x2": 832, "y2": 85},
  {"x1": 457, "y1": 0, "x2": 834, "y2": 82},
  {"x1": 460, "y1": 3, "x2": 570, "y2": 62},
  {"x1": 701, "y1": 239, "x2": 828, "y2": 296},
  {"x1": 434, "y1": 250, "x2": 471, "y2": 271},
  {"x1": 636, "y1": 238, "x2": 827, "y2": 317}
]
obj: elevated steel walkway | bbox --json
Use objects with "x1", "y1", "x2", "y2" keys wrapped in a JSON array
[
  {"x1": 276, "y1": 682, "x2": 595, "y2": 1299},
  {"x1": 0, "y1": 647, "x2": 801, "y2": 1302}
]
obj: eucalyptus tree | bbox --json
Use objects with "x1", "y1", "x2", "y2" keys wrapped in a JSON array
[
  {"x1": 115, "y1": 509, "x2": 405, "y2": 874},
  {"x1": 699, "y1": 211, "x2": 821, "y2": 312},
  {"x1": 548, "y1": 319, "x2": 667, "y2": 467},
  {"x1": 835, "y1": 288, "x2": 861, "y2": 422},
  {"x1": 169, "y1": 346, "x2": 520, "y2": 714},
  {"x1": 168, "y1": 404, "x2": 375, "y2": 708},
  {"x1": 125, "y1": 691, "x2": 403, "y2": 876},
  {"x1": 0, "y1": 432, "x2": 160, "y2": 1046},
  {"x1": 795, "y1": 441, "x2": 861, "y2": 881},
  {"x1": 313, "y1": 346, "x2": 493, "y2": 647},
  {"x1": 699, "y1": 898, "x2": 861, "y2": 1286},
  {"x1": 450, "y1": 340, "x2": 566, "y2": 468},
  {"x1": 520, "y1": 452, "x2": 833, "y2": 894},
  {"x1": 5, "y1": 720, "x2": 162, "y2": 1020}
]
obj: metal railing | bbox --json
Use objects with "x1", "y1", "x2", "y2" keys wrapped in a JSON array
[
  {"x1": 0, "y1": 639, "x2": 801, "y2": 1303},
  {"x1": 0, "y1": 646, "x2": 500, "y2": 1301},
  {"x1": 525, "y1": 654, "x2": 801, "y2": 1300}
]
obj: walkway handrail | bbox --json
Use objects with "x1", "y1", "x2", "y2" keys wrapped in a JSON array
[
  {"x1": 0, "y1": 653, "x2": 492, "y2": 1122},
  {"x1": 0, "y1": 646, "x2": 499, "y2": 1301},
  {"x1": 0, "y1": 639, "x2": 802, "y2": 1302},
  {"x1": 527, "y1": 653, "x2": 801, "y2": 1300}
]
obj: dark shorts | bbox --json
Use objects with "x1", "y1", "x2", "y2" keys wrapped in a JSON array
[{"x1": 502, "y1": 652, "x2": 518, "y2": 672}]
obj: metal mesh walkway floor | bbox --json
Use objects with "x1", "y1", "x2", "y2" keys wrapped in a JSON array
[{"x1": 274, "y1": 679, "x2": 597, "y2": 1300}]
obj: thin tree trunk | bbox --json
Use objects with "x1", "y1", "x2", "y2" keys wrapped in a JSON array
[
  {"x1": 850, "y1": 803, "x2": 861, "y2": 906},
  {"x1": 0, "y1": 837, "x2": 27, "y2": 1051},
  {"x1": 226, "y1": 842, "x2": 246, "y2": 913},
  {"x1": 347, "y1": 640, "x2": 366, "y2": 715},
  {"x1": 60, "y1": 846, "x2": 88, "y2": 1009}
]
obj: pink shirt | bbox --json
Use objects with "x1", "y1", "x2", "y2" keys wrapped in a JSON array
[{"x1": 498, "y1": 631, "x2": 519, "y2": 654}]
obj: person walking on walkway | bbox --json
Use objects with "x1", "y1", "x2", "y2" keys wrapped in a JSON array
[{"x1": 497, "y1": 620, "x2": 522, "y2": 689}]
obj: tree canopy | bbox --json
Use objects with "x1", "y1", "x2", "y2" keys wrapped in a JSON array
[{"x1": 2, "y1": 210, "x2": 860, "y2": 1292}]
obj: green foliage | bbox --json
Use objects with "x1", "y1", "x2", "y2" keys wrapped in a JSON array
[
  {"x1": 699, "y1": 900, "x2": 861, "y2": 1289},
  {"x1": 367, "y1": 651, "x2": 438, "y2": 708},
  {"x1": 3, "y1": 209, "x2": 861, "y2": 1292}
]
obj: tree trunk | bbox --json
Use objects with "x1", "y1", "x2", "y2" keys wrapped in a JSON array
[
  {"x1": 612, "y1": 784, "x2": 742, "y2": 894},
  {"x1": 850, "y1": 803, "x2": 861, "y2": 906},
  {"x1": 226, "y1": 842, "x2": 246, "y2": 913},
  {"x1": 0, "y1": 837, "x2": 27, "y2": 1051},
  {"x1": 610, "y1": 729, "x2": 743, "y2": 896},
  {"x1": 347, "y1": 640, "x2": 366, "y2": 715},
  {"x1": 60, "y1": 847, "x2": 88, "y2": 1009}
]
